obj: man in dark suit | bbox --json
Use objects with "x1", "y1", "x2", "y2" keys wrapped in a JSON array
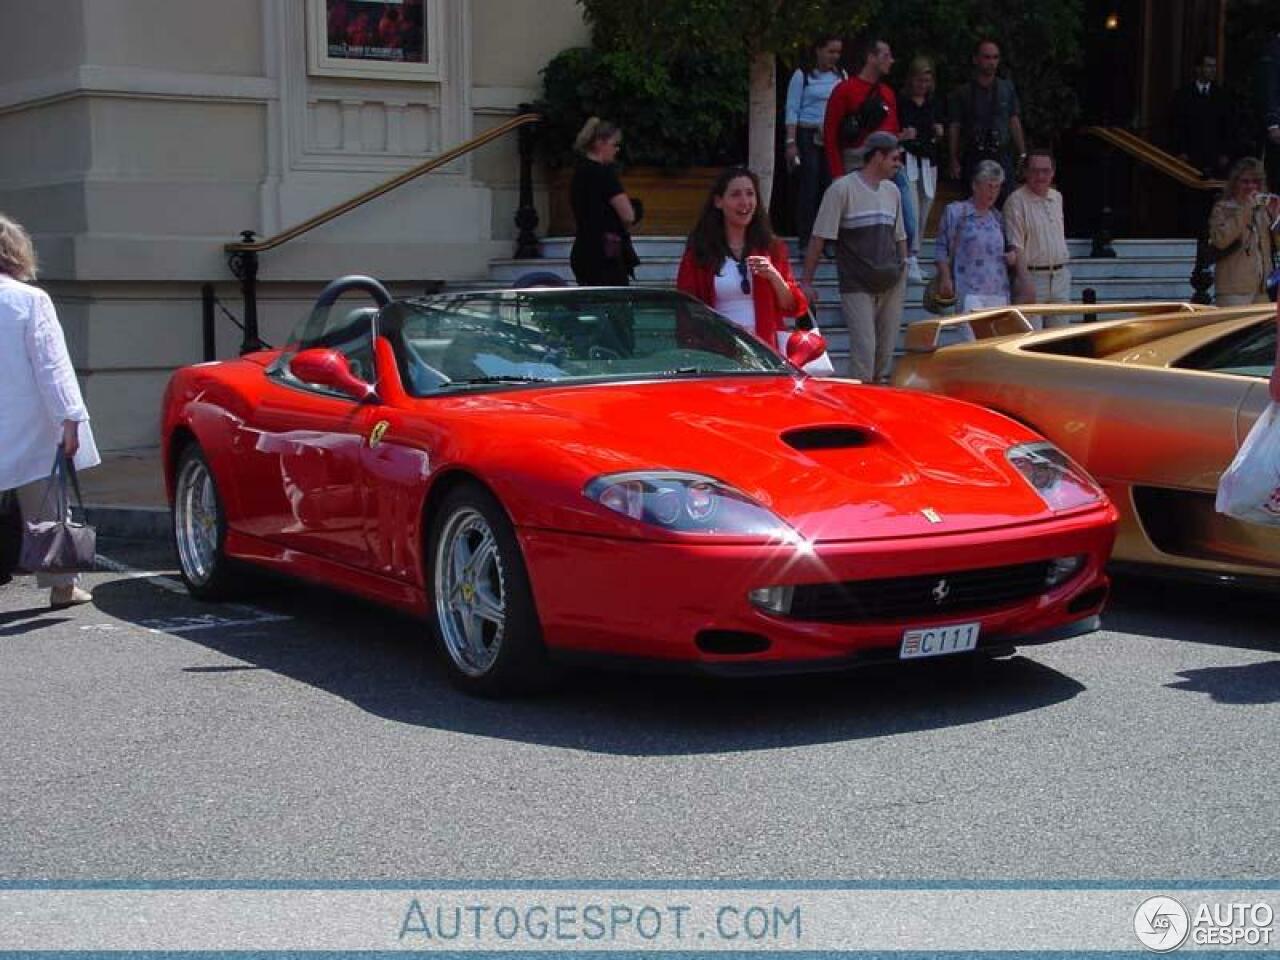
[{"x1": 1171, "y1": 54, "x2": 1230, "y2": 179}]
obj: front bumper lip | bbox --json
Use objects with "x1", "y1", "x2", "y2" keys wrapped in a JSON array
[
  {"x1": 520, "y1": 507, "x2": 1116, "y2": 664},
  {"x1": 550, "y1": 615, "x2": 1101, "y2": 677}
]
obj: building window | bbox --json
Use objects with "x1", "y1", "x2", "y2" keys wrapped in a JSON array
[{"x1": 307, "y1": 0, "x2": 441, "y2": 81}]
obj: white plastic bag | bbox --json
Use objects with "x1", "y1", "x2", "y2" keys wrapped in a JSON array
[
  {"x1": 800, "y1": 351, "x2": 835, "y2": 376},
  {"x1": 1215, "y1": 401, "x2": 1280, "y2": 525}
]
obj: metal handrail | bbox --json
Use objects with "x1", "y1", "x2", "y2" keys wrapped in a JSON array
[
  {"x1": 227, "y1": 111, "x2": 542, "y2": 254},
  {"x1": 1082, "y1": 126, "x2": 1226, "y2": 300},
  {"x1": 222, "y1": 109, "x2": 543, "y2": 354},
  {"x1": 1083, "y1": 126, "x2": 1224, "y2": 191}
]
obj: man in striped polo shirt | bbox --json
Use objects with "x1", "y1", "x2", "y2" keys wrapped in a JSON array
[{"x1": 801, "y1": 131, "x2": 907, "y2": 382}]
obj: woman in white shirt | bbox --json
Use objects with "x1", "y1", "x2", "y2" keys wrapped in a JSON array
[
  {"x1": 0, "y1": 213, "x2": 99, "y2": 608},
  {"x1": 784, "y1": 34, "x2": 845, "y2": 248}
]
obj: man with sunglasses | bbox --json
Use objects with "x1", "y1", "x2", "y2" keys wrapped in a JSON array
[{"x1": 802, "y1": 131, "x2": 907, "y2": 383}]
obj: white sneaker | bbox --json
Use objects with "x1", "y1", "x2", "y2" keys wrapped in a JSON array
[{"x1": 906, "y1": 256, "x2": 924, "y2": 284}]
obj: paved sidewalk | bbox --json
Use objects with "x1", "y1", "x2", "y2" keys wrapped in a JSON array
[{"x1": 79, "y1": 447, "x2": 169, "y2": 541}]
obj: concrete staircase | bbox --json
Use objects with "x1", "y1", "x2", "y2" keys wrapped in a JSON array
[{"x1": 489, "y1": 237, "x2": 1200, "y2": 368}]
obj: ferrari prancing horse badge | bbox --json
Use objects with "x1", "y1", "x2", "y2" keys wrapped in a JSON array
[{"x1": 369, "y1": 420, "x2": 390, "y2": 448}]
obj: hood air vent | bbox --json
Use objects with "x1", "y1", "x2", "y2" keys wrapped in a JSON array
[{"x1": 781, "y1": 426, "x2": 873, "y2": 451}]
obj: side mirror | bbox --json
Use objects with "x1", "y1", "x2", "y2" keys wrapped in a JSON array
[{"x1": 289, "y1": 348, "x2": 375, "y2": 400}]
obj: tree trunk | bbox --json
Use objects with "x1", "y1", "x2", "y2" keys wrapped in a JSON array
[{"x1": 748, "y1": 51, "x2": 777, "y2": 209}]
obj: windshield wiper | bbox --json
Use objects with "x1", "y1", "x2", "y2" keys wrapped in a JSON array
[
  {"x1": 665, "y1": 366, "x2": 777, "y2": 376},
  {"x1": 447, "y1": 374, "x2": 556, "y2": 385}
]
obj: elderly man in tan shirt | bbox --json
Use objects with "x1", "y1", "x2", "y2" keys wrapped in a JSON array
[{"x1": 1003, "y1": 148, "x2": 1071, "y2": 327}]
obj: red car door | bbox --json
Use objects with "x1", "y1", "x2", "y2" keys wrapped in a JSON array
[{"x1": 232, "y1": 317, "x2": 380, "y2": 571}]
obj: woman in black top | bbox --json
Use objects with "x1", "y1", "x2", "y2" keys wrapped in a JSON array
[
  {"x1": 569, "y1": 118, "x2": 638, "y2": 286},
  {"x1": 898, "y1": 57, "x2": 944, "y2": 254}
]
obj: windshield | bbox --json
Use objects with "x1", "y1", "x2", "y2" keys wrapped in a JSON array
[
  {"x1": 387, "y1": 288, "x2": 793, "y2": 395},
  {"x1": 1175, "y1": 316, "x2": 1276, "y2": 380}
]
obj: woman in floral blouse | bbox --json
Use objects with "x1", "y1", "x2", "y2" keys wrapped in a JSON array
[{"x1": 935, "y1": 159, "x2": 1018, "y2": 323}]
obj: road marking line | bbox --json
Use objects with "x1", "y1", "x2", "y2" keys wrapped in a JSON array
[
  {"x1": 94, "y1": 554, "x2": 188, "y2": 595},
  {"x1": 94, "y1": 553, "x2": 295, "y2": 628},
  {"x1": 140, "y1": 614, "x2": 294, "y2": 635}
]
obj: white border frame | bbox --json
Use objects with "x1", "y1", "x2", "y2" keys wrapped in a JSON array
[{"x1": 306, "y1": 0, "x2": 442, "y2": 82}]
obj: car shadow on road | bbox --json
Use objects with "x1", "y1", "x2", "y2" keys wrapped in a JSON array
[
  {"x1": 1104, "y1": 575, "x2": 1277, "y2": 653},
  {"x1": 1166, "y1": 660, "x2": 1280, "y2": 705},
  {"x1": 89, "y1": 573, "x2": 1086, "y2": 757}
]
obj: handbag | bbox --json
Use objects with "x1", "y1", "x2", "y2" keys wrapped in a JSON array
[
  {"x1": 923, "y1": 211, "x2": 962, "y2": 314},
  {"x1": 1215, "y1": 402, "x2": 1280, "y2": 526},
  {"x1": 777, "y1": 309, "x2": 836, "y2": 376},
  {"x1": 18, "y1": 450, "x2": 97, "y2": 574}
]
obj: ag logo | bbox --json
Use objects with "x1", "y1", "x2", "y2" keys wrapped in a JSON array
[
  {"x1": 369, "y1": 420, "x2": 390, "y2": 448},
  {"x1": 1134, "y1": 896, "x2": 1189, "y2": 952}
]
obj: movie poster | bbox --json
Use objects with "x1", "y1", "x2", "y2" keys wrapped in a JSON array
[{"x1": 324, "y1": 0, "x2": 427, "y2": 64}]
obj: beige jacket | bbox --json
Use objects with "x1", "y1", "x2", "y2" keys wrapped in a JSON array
[{"x1": 1208, "y1": 198, "x2": 1278, "y2": 297}]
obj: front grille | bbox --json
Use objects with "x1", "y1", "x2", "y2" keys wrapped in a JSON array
[{"x1": 788, "y1": 561, "x2": 1052, "y2": 623}]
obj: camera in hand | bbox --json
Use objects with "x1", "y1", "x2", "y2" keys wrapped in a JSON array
[
  {"x1": 970, "y1": 127, "x2": 1004, "y2": 161},
  {"x1": 902, "y1": 132, "x2": 937, "y2": 162}
]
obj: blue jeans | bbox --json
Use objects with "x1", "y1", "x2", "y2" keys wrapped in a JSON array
[{"x1": 893, "y1": 167, "x2": 918, "y2": 256}]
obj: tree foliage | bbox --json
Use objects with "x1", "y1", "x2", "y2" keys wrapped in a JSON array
[
  {"x1": 538, "y1": 45, "x2": 748, "y2": 168},
  {"x1": 581, "y1": 0, "x2": 873, "y2": 59},
  {"x1": 869, "y1": 0, "x2": 1084, "y2": 145},
  {"x1": 538, "y1": 0, "x2": 1087, "y2": 168},
  {"x1": 537, "y1": 0, "x2": 873, "y2": 169}
]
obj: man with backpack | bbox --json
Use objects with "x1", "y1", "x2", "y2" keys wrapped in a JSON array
[{"x1": 822, "y1": 35, "x2": 921, "y2": 281}]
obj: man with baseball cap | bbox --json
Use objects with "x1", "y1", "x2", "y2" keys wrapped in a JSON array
[{"x1": 801, "y1": 131, "x2": 908, "y2": 383}]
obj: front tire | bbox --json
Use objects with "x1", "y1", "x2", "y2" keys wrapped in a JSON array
[
  {"x1": 173, "y1": 444, "x2": 242, "y2": 600},
  {"x1": 428, "y1": 484, "x2": 553, "y2": 696}
]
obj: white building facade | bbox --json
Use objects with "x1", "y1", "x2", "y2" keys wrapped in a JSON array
[{"x1": 0, "y1": 0, "x2": 586, "y2": 449}]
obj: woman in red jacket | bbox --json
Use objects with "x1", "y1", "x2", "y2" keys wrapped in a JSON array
[{"x1": 676, "y1": 168, "x2": 807, "y2": 348}]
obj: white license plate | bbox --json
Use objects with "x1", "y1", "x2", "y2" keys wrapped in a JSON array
[{"x1": 900, "y1": 621, "x2": 980, "y2": 659}]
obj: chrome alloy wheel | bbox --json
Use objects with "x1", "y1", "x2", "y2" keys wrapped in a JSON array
[
  {"x1": 174, "y1": 455, "x2": 221, "y2": 586},
  {"x1": 434, "y1": 506, "x2": 508, "y2": 677}
]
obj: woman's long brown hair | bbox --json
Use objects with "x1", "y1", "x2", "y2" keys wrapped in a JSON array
[{"x1": 685, "y1": 167, "x2": 777, "y2": 271}]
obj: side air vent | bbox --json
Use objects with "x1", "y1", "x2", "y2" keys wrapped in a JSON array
[{"x1": 781, "y1": 426, "x2": 873, "y2": 451}]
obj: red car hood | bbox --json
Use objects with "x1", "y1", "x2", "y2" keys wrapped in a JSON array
[{"x1": 443, "y1": 377, "x2": 1070, "y2": 542}]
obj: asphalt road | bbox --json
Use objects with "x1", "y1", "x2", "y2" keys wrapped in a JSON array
[{"x1": 1, "y1": 538, "x2": 1276, "y2": 882}]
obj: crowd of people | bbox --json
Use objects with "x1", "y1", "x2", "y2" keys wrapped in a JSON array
[{"x1": 569, "y1": 26, "x2": 1280, "y2": 381}]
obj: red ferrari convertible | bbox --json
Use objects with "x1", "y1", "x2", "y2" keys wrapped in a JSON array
[{"x1": 162, "y1": 277, "x2": 1117, "y2": 695}]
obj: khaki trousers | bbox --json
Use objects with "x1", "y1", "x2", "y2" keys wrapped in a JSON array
[
  {"x1": 840, "y1": 273, "x2": 907, "y2": 383},
  {"x1": 1216, "y1": 291, "x2": 1269, "y2": 307},
  {"x1": 1028, "y1": 266, "x2": 1073, "y2": 328},
  {"x1": 13, "y1": 477, "x2": 77, "y2": 588}
]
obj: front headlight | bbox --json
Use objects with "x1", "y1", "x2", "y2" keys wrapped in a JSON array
[
  {"x1": 584, "y1": 471, "x2": 794, "y2": 537},
  {"x1": 1006, "y1": 441, "x2": 1104, "y2": 511}
]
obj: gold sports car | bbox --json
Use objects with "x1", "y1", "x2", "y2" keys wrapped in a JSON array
[{"x1": 892, "y1": 301, "x2": 1279, "y2": 585}]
